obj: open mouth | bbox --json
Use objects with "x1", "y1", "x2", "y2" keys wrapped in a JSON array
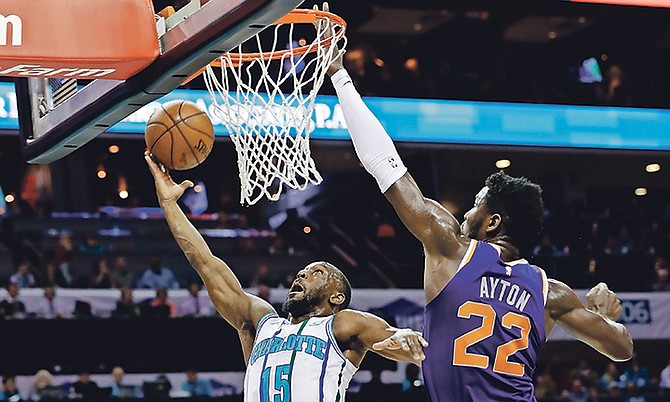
[{"x1": 289, "y1": 282, "x2": 304, "y2": 295}]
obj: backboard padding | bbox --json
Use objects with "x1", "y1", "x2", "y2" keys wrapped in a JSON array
[{"x1": 17, "y1": 0, "x2": 304, "y2": 164}]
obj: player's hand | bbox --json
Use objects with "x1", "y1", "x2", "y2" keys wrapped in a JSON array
[
  {"x1": 586, "y1": 282, "x2": 622, "y2": 322},
  {"x1": 145, "y1": 151, "x2": 194, "y2": 203},
  {"x1": 372, "y1": 328, "x2": 428, "y2": 365},
  {"x1": 313, "y1": 2, "x2": 344, "y2": 76}
]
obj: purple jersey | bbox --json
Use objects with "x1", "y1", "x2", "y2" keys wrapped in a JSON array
[{"x1": 423, "y1": 240, "x2": 548, "y2": 402}]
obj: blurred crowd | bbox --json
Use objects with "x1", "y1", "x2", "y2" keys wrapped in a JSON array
[
  {"x1": 2, "y1": 356, "x2": 670, "y2": 401},
  {"x1": 0, "y1": 367, "x2": 223, "y2": 401}
]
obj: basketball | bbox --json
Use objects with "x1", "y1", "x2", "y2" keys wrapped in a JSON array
[{"x1": 145, "y1": 100, "x2": 214, "y2": 170}]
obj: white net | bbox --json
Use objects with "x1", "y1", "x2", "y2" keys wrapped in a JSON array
[{"x1": 203, "y1": 11, "x2": 346, "y2": 205}]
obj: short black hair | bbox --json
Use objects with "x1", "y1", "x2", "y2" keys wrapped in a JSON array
[
  {"x1": 483, "y1": 172, "x2": 544, "y2": 250},
  {"x1": 320, "y1": 262, "x2": 352, "y2": 311}
]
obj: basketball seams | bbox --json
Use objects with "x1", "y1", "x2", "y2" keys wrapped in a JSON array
[
  {"x1": 146, "y1": 100, "x2": 214, "y2": 170},
  {"x1": 146, "y1": 121, "x2": 172, "y2": 156},
  {"x1": 182, "y1": 114, "x2": 215, "y2": 140},
  {"x1": 174, "y1": 102, "x2": 202, "y2": 168}
]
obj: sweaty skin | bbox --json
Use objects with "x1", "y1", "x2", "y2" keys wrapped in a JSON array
[
  {"x1": 321, "y1": 17, "x2": 632, "y2": 358},
  {"x1": 144, "y1": 153, "x2": 427, "y2": 368}
]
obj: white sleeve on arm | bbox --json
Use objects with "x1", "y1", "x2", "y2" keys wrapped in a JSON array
[{"x1": 331, "y1": 69, "x2": 407, "y2": 193}]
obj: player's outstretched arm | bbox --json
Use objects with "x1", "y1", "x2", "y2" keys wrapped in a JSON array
[
  {"x1": 327, "y1": 66, "x2": 462, "y2": 257},
  {"x1": 145, "y1": 154, "x2": 274, "y2": 332},
  {"x1": 332, "y1": 309, "x2": 428, "y2": 367},
  {"x1": 546, "y1": 280, "x2": 633, "y2": 362}
]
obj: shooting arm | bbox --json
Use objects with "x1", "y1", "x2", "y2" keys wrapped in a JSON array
[
  {"x1": 330, "y1": 68, "x2": 461, "y2": 255},
  {"x1": 146, "y1": 154, "x2": 274, "y2": 333},
  {"x1": 159, "y1": 200, "x2": 274, "y2": 330},
  {"x1": 547, "y1": 279, "x2": 633, "y2": 362}
]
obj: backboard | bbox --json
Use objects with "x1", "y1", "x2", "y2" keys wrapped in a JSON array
[{"x1": 7, "y1": 0, "x2": 304, "y2": 163}]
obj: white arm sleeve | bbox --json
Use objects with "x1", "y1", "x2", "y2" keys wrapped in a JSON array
[{"x1": 330, "y1": 69, "x2": 407, "y2": 193}]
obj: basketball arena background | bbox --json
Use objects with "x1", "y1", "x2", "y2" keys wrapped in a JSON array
[{"x1": 0, "y1": 0, "x2": 669, "y2": 401}]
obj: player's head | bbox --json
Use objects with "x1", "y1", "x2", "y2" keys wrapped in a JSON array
[
  {"x1": 461, "y1": 172, "x2": 544, "y2": 250},
  {"x1": 282, "y1": 261, "x2": 352, "y2": 319}
]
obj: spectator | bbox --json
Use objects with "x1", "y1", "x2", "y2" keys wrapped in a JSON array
[
  {"x1": 534, "y1": 365, "x2": 558, "y2": 399},
  {"x1": 109, "y1": 366, "x2": 141, "y2": 399},
  {"x1": 0, "y1": 376, "x2": 22, "y2": 401},
  {"x1": 179, "y1": 282, "x2": 204, "y2": 316},
  {"x1": 136, "y1": 257, "x2": 179, "y2": 289},
  {"x1": 570, "y1": 358, "x2": 599, "y2": 390},
  {"x1": 79, "y1": 233, "x2": 105, "y2": 255},
  {"x1": 651, "y1": 258, "x2": 670, "y2": 291},
  {"x1": 112, "y1": 287, "x2": 139, "y2": 318},
  {"x1": 0, "y1": 283, "x2": 27, "y2": 319},
  {"x1": 562, "y1": 378, "x2": 589, "y2": 402},
  {"x1": 35, "y1": 286, "x2": 70, "y2": 319},
  {"x1": 149, "y1": 286, "x2": 177, "y2": 318},
  {"x1": 661, "y1": 358, "x2": 670, "y2": 393},
  {"x1": 622, "y1": 357, "x2": 650, "y2": 391},
  {"x1": 28, "y1": 369, "x2": 54, "y2": 401},
  {"x1": 71, "y1": 370, "x2": 100, "y2": 399},
  {"x1": 49, "y1": 233, "x2": 74, "y2": 288},
  {"x1": 600, "y1": 362, "x2": 623, "y2": 392},
  {"x1": 9, "y1": 260, "x2": 36, "y2": 289},
  {"x1": 88, "y1": 258, "x2": 112, "y2": 289},
  {"x1": 181, "y1": 369, "x2": 212, "y2": 397},
  {"x1": 110, "y1": 256, "x2": 135, "y2": 289},
  {"x1": 143, "y1": 374, "x2": 171, "y2": 399},
  {"x1": 596, "y1": 64, "x2": 633, "y2": 107}
]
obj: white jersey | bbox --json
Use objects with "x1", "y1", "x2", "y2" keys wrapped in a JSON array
[{"x1": 244, "y1": 313, "x2": 358, "y2": 402}]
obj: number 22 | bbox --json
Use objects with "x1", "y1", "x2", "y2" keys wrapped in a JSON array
[{"x1": 453, "y1": 301, "x2": 531, "y2": 376}]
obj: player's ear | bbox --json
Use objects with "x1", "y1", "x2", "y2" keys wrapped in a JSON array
[
  {"x1": 486, "y1": 213, "x2": 503, "y2": 235},
  {"x1": 329, "y1": 292, "x2": 345, "y2": 310}
]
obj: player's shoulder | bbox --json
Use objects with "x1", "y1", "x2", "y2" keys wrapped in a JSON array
[
  {"x1": 332, "y1": 309, "x2": 377, "y2": 334},
  {"x1": 334, "y1": 308, "x2": 377, "y2": 320},
  {"x1": 545, "y1": 278, "x2": 582, "y2": 318}
]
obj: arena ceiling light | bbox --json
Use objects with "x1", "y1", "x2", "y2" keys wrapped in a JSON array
[
  {"x1": 495, "y1": 159, "x2": 511, "y2": 169},
  {"x1": 645, "y1": 163, "x2": 661, "y2": 173},
  {"x1": 634, "y1": 187, "x2": 648, "y2": 196}
]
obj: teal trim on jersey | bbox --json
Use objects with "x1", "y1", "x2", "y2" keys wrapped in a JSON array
[
  {"x1": 327, "y1": 316, "x2": 347, "y2": 362},
  {"x1": 285, "y1": 320, "x2": 309, "y2": 400},
  {"x1": 333, "y1": 360, "x2": 347, "y2": 402},
  {"x1": 256, "y1": 312, "x2": 279, "y2": 331}
]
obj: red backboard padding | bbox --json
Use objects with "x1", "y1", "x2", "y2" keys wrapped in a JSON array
[{"x1": 0, "y1": 0, "x2": 159, "y2": 80}]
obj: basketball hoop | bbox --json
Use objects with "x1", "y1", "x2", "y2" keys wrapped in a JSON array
[{"x1": 203, "y1": 8, "x2": 347, "y2": 205}]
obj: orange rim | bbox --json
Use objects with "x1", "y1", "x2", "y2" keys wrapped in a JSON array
[
  {"x1": 183, "y1": 9, "x2": 346, "y2": 83},
  {"x1": 220, "y1": 9, "x2": 344, "y2": 64}
]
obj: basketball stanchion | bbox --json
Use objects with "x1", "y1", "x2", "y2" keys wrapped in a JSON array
[{"x1": 201, "y1": 8, "x2": 347, "y2": 205}]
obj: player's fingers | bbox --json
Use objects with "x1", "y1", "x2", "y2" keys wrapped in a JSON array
[
  {"x1": 372, "y1": 339, "x2": 395, "y2": 350},
  {"x1": 409, "y1": 338, "x2": 424, "y2": 361},
  {"x1": 418, "y1": 335, "x2": 429, "y2": 348},
  {"x1": 144, "y1": 154, "x2": 161, "y2": 175},
  {"x1": 180, "y1": 180, "x2": 195, "y2": 190}
]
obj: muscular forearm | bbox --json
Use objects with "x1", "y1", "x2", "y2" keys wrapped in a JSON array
[
  {"x1": 159, "y1": 199, "x2": 214, "y2": 272},
  {"x1": 330, "y1": 69, "x2": 407, "y2": 192},
  {"x1": 595, "y1": 316, "x2": 634, "y2": 362}
]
